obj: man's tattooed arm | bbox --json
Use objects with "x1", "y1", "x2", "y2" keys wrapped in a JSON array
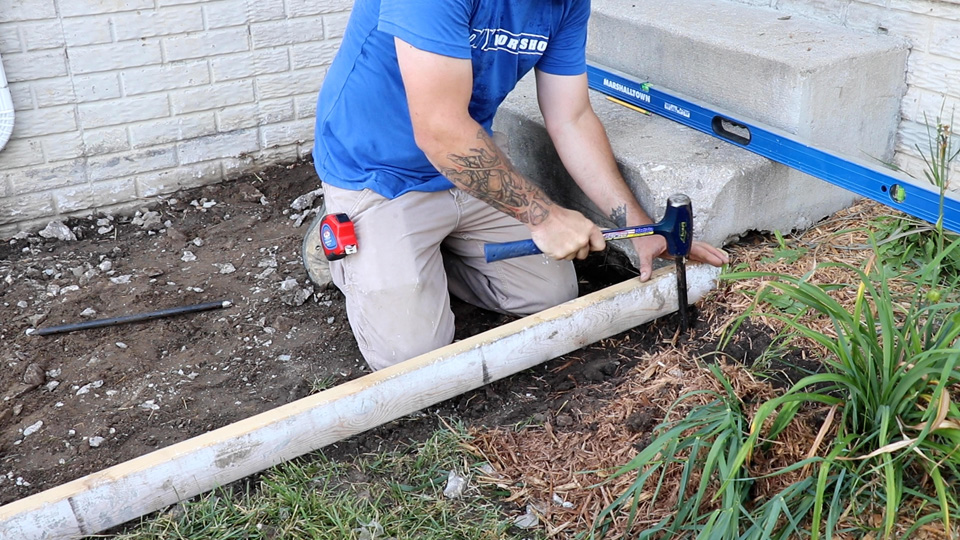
[
  {"x1": 609, "y1": 204, "x2": 627, "y2": 228},
  {"x1": 439, "y1": 129, "x2": 554, "y2": 226}
]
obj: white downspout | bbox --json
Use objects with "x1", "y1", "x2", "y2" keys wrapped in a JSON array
[{"x1": 0, "y1": 54, "x2": 14, "y2": 152}]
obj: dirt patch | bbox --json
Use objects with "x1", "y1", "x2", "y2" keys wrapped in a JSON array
[{"x1": 2, "y1": 160, "x2": 742, "y2": 508}]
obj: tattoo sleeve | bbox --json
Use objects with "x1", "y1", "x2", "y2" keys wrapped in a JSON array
[
  {"x1": 609, "y1": 204, "x2": 627, "y2": 228},
  {"x1": 439, "y1": 129, "x2": 553, "y2": 226}
]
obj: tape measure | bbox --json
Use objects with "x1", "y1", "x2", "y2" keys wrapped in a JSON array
[{"x1": 319, "y1": 213, "x2": 358, "y2": 261}]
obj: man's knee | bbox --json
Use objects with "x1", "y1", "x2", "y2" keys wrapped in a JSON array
[
  {"x1": 359, "y1": 324, "x2": 454, "y2": 371},
  {"x1": 502, "y1": 262, "x2": 577, "y2": 315}
]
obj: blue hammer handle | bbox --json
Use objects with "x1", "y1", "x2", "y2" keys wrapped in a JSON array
[{"x1": 483, "y1": 195, "x2": 692, "y2": 263}]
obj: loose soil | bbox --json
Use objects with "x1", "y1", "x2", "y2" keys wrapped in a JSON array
[{"x1": 0, "y1": 161, "x2": 773, "y2": 518}]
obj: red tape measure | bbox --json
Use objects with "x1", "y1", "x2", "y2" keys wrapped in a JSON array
[{"x1": 319, "y1": 213, "x2": 358, "y2": 261}]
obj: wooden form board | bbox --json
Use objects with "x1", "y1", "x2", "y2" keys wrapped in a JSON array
[{"x1": 0, "y1": 264, "x2": 720, "y2": 539}]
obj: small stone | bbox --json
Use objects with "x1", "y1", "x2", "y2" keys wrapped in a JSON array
[
  {"x1": 116, "y1": 342, "x2": 128, "y2": 349},
  {"x1": 38, "y1": 221, "x2": 77, "y2": 242},
  {"x1": 139, "y1": 400, "x2": 160, "y2": 410},
  {"x1": 277, "y1": 354, "x2": 292, "y2": 362},
  {"x1": 46, "y1": 284, "x2": 60, "y2": 297},
  {"x1": 290, "y1": 188, "x2": 324, "y2": 211},
  {"x1": 215, "y1": 263, "x2": 236, "y2": 274},
  {"x1": 22, "y1": 421, "x2": 43, "y2": 437},
  {"x1": 279, "y1": 277, "x2": 299, "y2": 291},
  {"x1": 97, "y1": 226, "x2": 114, "y2": 235},
  {"x1": 110, "y1": 275, "x2": 132, "y2": 284},
  {"x1": 144, "y1": 267, "x2": 164, "y2": 277},
  {"x1": 326, "y1": 316, "x2": 335, "y2": 324},
  {"x1": 22, "y1": 363, "x2": 45, "y2": 386},
  {"x1": 16, "y1": 301, "x2": 27, "y2": 309},
  {"x1": 12, "y1": 404, "x2": 23, "y2": 415},
  {"x1": 98, "y1": 260, "x2": 113, "y2": 272},
  {"x1": 46, "y1": 368, "x2": 61, "y2": 378},
  {"x1": 88, "y1": 436, "x2": 105, "y2": 448},
  {"x1": 44, "y1": 381, "x2": 60, "y2": 392},
  {"x1": 80, "y1": 308, "x2": 97, "y2": 318},
  {"x1": 181, "y1": 251, "x2": 197, "y2": 262},
  {"x1": 192, "y1": 237, "x2": 204, "y2": 247},
  {"x1": 59, "y1": 285, "x2": 80, "y2": 295},
  {"x1": 76, "y1": 380, "x2": 103, "y2": 395}
]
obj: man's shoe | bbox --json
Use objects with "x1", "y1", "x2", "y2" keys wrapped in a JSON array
[{"x1": 301, "y1": 207, "x2": 333, "y2": 288}]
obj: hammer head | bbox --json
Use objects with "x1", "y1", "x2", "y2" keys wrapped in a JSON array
[{"x1": 655, "y1": 194, "x2": 693, "y2": 257}]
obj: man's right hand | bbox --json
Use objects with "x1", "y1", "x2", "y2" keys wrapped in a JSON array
[{"x1": 529, "y1": 206, "x2": 606, "y2": 260}]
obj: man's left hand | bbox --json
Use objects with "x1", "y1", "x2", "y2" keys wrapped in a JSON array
[{"x1": 631, "y1": 236, "x2": 729, "y2": 282}]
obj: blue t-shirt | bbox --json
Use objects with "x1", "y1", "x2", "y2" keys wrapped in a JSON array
[{"x1": 313, "y1": 0, "x2": 591, "y2": 199}]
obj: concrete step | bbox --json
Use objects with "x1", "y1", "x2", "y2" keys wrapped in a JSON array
[{"x1": 493, "y1": 0, "x2": 908, "y2": 264}]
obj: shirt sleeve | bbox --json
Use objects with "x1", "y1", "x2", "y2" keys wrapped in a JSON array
[
  {"x1": 378, "y1": 0, "x2": 474, "y2": 59},
  {"x1": 536, "y1": 0, "x2": 591, "y2": 76}
]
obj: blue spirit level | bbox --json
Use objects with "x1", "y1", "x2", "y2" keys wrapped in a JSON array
[{"x1": 587, "y1": 62, "x2": 960, "y2": 233}]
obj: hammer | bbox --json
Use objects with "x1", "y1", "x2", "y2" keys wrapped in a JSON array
[{"x1": 484, "y1": 194, "x2": 694, "y2": 331}]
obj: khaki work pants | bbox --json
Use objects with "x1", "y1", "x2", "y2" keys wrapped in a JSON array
[{"x1": 323, "y1": 183, "x2": 577, "y2": 371}]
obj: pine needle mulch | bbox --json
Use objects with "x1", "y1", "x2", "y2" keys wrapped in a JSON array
[{"x1": 469, "y1": 199, "x2": 905, "y2": 538}]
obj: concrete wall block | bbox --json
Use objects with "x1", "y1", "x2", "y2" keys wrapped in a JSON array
[
  {"x1": 79, "y1": 93, "x2": 171, "y2": 129},
  {"x1": 136, "y1": 161, "x2": 222, "y2": 198},
  {"x1": 0, "y1": 24, "x2": 21, "y2": 53},
  {"x1": 0, "y1": 0, "x2": 56, "y2": 23},
  {"x1": 324, "y1": 13, "x2": 350, "y2": 39},
  {"x1": 14, "y1": 105, "x2": 77, "y2": 138},
  {"x1": 888, "y1": 0, "x2": 960, "y2": 21},
  {"x1": 72, "y1": 73, "x2": 123, "y2": 103},
  {"x1": 0, "y1": 192, "x2": 55, "y2": 225},
  {"x1": 901, "y1": 86, "x2": 957, "y2": 123},
  {"x1": 290, "y1": 41, "x2": 340, "y2": 69},
  {"x1": 244, "y1": 0, "x2": 286, "y2": 23},
  {"x1": 170, "y1": 80, "x2": 255, "y2": 115},
  {"x1": 41, "y1": 132, "x2": 86, "y2": 162},
  {"x1": 930, "y1": 19, "x2": 960, "y2": 57},
  {"x1": 122, "y1": 61, "x2": 212, "y2": 96},
  {"x1": 0, "y1": 138, "x2": 45, "y2": 170},
  {"x1": 87, "y1": 146, "x2": 179, "y2": 182},
  {"x1": 59, "y1": 0, "x2": 155, "y2": 18},
  {"x1": 250, "y1": 17, "x2": 326, "y2": 48},
  {"x1": 177, "y1": 128, "x2": 260, "y2": 164},
  {"x1": 2, "y1": 49, "x2": 68, "y2": 82},
  {"x1": 210, "y1": 49, "x2": 289, "y2": 82},
  {"x1": 69, "y1": 40, "x2": 163, "y2": 75},
  {"x1": 204, "y1": 1, "x2": 249, "y2": 29},
  {"x1": 129, "y1": 112, "x2": 218, "y2": 148},
  {"x1": 218, "y1": 99, "x2": 295, "y2": 132},
  {"x1": 260, "y1": 119, "x2": 312, "y2": 148},
  {"x1": 113, "y1": 6, "x2": 205, "y2": 41},
  {"x1": 60, "y1": 16, "x2": 113, "y2": 47},
  {"x1": 295, "y1": 94, "x2": 317, "y2": 119},
  {"x1": 7, "y1": 82, "x2": 34, "y2": 110},
  {"x1": 905, "y1": 52, "x2": 960, "y2": 92},
  {"x1": 83, "y1": 127, "x2": 131, "y2": 156},
  {"x1": 31, "y1": 77, "x2": 78, "y2": 108},
  {"x1": 847, "y1": 3, "x2": 933, "y2": 50},
  {"x1": 5, "y1": 159, "x2": 86, "y2": 195},
  {"x1": 21, "y1": 20, "x2": 65, "y2": 50},
  {"x1": 221, "y1": 144, "x2": 300, "y2": 177},
  {"x1": 163, "y1": 27, "x2": 250, "y2": 62},
  {"x1": 54, "y1": 179, "x2": 140, "y2": 214},
  {"x1": 256, "y1": 68, "x2": 326, "y2": 100},
  {"x1": 286, "y1": 0, "x2": 353, "y2": 17}
]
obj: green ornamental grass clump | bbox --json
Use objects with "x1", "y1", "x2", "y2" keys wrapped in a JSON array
[{"x1": 590, "y1": 250, "x2": 960, "y2": 539}]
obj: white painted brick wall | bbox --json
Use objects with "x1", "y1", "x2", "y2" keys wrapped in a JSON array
[
  {"x1": 727, "y1": 0, "x2": 960, "y2": 189},
  {"x1": 3, "y1": 0, "x2": 957, "y2": 235},
  {"x1": 0, "y1": 0, "x2": 347, "y2": 235}
]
